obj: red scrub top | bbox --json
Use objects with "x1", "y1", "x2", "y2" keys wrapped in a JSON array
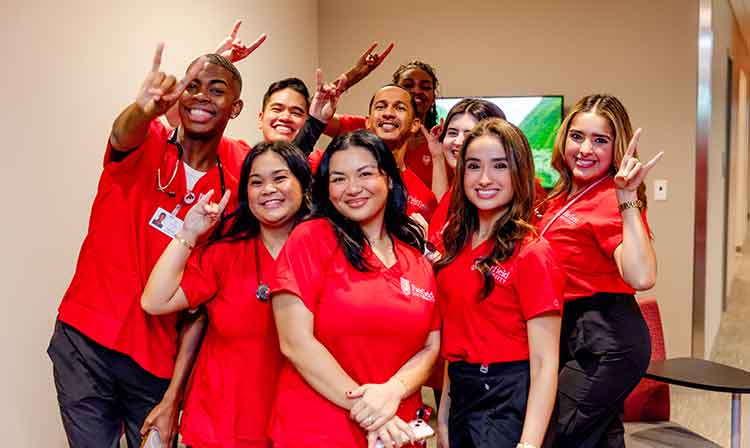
[
  {"x1": 268, "y1": 219, "x2": 439, "y2": 448},
  {"x1": 403, "y1": 168, "x2": 437, "y2": 222},
  {"x1": 438, "y1": 237, "x2": 564, "y2": 364},
  {"x1": 307, "y1": 147, "x2": 325, "y2": 174},
  {"x1": 179, "y1": 238, "x2": 282, "y2": 448},
  {"x1": 57, "y1": 119, "x2": 249, "y2": 378},
  {"x1": 428, "y1": 188, "x2": 453, "y2": 246},
  {"x1": 535, "y1": 176, "x2": 650, "y2": 302},
  {"x1": 330, "y1": 114, "x2": 433, "y2": 186}
]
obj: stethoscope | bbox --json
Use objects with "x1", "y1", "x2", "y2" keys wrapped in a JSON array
[{"x1": 156, "y1": 128, "x2": 226, "y2": 204}]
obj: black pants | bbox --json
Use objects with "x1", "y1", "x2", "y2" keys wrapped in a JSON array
[
  {"x1": 448, "y1": 360, "x2": 530, "y2": 448},
  {"x1": 548, "y1": 293, "x2": 651, "y2": 448},
  {"x1": 47, "y1": 320, "x2": 170, "y2": 448}
]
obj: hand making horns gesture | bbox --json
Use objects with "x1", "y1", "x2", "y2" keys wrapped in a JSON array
[
  {"x1": 309, "y1": 68, "x2": 348, "y2": 123},
  {"x1": 136, "y1": 43, "x2": 207, "y2": 120},
  {"x1": 214, "y1": 20, "x2": 267, "y2": 63},
  {"x1": 180, "y1": 189, "x2": 232, "y2": 240},
  {"x1": 344, "y1": 41, "x2": 395, "y2": 89},
  {"x1": 613, "y1": 128, "x2": 664, "y2": 191}
]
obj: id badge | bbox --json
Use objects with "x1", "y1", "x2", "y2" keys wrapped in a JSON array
[{"x1": 149, "y1": 207, "x2": 183, "y2": 238}]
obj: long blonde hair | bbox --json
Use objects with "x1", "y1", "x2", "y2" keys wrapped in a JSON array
[{"x1": 549, "y1": 94, "x2": 647, "y2": 206}]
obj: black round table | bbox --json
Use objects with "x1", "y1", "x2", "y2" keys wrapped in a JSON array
[{"x1": 646, "y1": 357, "x2": 750, "y2": 448}]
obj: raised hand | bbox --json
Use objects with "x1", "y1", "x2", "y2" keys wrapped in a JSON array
[
  {"x1": 308, "y1": 68, "x2": 347, "y2": 123},
  {"x1": 136, "y1": 43, "x2": 206, "y2": 120},
  {"x1": 613, "y1": 128, "x2": 664, "y2": 192},
  {"x1": 180, "y1": 189, "x2": 231, "y2": 241},
  {"x1": 213, "y1": 20, "x2": 267, "y2": 63},
  {"x1": 420, "y1": 119, "x2": 444, "y2": 159},
  {"x1": 343, "y1": 41, "x2": 395, "y2": 90}
]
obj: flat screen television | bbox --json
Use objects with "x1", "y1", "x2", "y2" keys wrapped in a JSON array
[{"x1": 435, "y1": 96, "x2": 563, "y2": 189}]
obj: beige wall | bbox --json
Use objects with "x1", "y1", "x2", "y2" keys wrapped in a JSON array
[
  {"x1": 319, "y1": 0, "x2": 699, "y2": 357},
  {"x1": 0, "y1": 1, "x2": 318, "y2": 445},
  {"x1": 727, "y1": 7, "x2": 750, "y2": 305}
]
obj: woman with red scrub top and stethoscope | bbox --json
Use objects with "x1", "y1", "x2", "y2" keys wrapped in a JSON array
[
  {"x1": 268, "y1": 130, "x2": 440, "y2": 448},
  {"x1": 535, "y1": 94, "x2": 663, "y2": 448},
  {"x1": 140, "y1": 141, "x2": 312, "y2": 447}
]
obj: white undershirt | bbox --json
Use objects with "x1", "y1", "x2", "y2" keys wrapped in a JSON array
[{"x1": 183, "y1": 162, "x2": 207, "y2": 191}]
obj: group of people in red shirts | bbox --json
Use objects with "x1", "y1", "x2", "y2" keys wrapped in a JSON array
[{"x1": 47, "y1": 21, "x2": 662, "y2": 448}]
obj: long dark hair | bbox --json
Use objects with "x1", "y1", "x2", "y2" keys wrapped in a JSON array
[
  {"x1": 434, "y1": 118, "x2": 536, "y2": 298},
  {"x1": 311, "y1": 130, "x2": 425, "y2": 271},
  {"x1": 207, "y1": 141, "x2": 312, "y2": 245}
]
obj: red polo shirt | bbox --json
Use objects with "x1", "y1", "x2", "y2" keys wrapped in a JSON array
[
  {"x1": 438, "y1": 237, "x2": 564, "y2": 364},
  {"x1": 57, "y1": 119, "x2": 249, "y2": 378},
  {"x1": 179, "y1": 238, "x2": 282, "y2": 448},
  {"x1": 403, "y1": 168, "x2": 437, "y2": 222},
  {"x1": 268, "y1": 219, "x2": 439, "y2": 447},
  {"x1": 535, "y1": 176, "x2": 650, "y2": 302}
]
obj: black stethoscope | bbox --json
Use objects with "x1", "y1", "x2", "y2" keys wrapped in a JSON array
[
  {"x1": 254, "y1": 238, "x2": 271, "y2": 302},
  {"x1": 156, "y1": 128, "x2": 226, "y2": 203}
]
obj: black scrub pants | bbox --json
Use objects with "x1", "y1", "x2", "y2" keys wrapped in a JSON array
[
  {"x1": 448, "y1": 360, "x2": 530, "y2": 448},
  {"x1": 47, "y1": 320, "x2": 170, "y2": 448},
  {"x1": 548, "y1": 293, "x2": 651, "y2": 448}
]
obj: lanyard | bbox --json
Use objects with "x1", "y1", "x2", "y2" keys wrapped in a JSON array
[
  {"x1": 156, "y1": 128, "x2": 226, "y2": 199},
  {"x1": 538, "y1": 175, "x2": 609, "y2": 237}
]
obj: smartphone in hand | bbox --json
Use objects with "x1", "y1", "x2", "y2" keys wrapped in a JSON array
[
  {"x1": 140, "y1": 428, "x2": 163, "y2": 448},
  {"x1": 373, "y1": 419, "x2": 435, "y2": 448}
]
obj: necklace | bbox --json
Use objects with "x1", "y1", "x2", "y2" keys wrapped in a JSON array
[{"x1": 254, "y1": 238, "x2": 270, "y2": 302}]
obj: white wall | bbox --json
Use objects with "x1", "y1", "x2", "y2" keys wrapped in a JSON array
[
  {"x1": 319, "y1": 0, "x2": 699, "y2": 357},
  {"x1": 0, "y1": 1, "x2": 318, "y2": 445}
]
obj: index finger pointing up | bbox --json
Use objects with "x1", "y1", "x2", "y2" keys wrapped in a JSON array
[
  {"x1": 315, "y1": 68, "x2": 324, "y2": 92},
  {"x1": 151, "y1": 42, "x2": 165, "y2": 73},
  {"x1": 625, "y1": 128, "x2": 642, "y2": 158},
  {"x1": 230, "y1": 20, "x2": 242, "y2": 39}
]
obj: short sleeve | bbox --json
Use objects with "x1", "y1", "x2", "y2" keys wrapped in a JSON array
[
  {"x1": 180, "y1": 244, "x2": 224, "y2": 309},
  {"x1": 338, "y1": 114, "x2": 367, "y2": 134},
  {"x1": 103, "y1": 119, "x2": 168, "y2": 171},
  {"x1": 515, "y1": 239, "x2": 565, "y2": 320},
  {"x1": 429, "y1": 298, "x2": 441, "y2": 331},
  {"x1": 591, "y1": 203, "x2": 651, "y2": 257},
  {"x1": 269, "y1": 220, "x2": 337, "y2": 312}
]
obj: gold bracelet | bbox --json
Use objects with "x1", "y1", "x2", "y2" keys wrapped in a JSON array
[
  {"x1": 174, "y1": 233, "x2": 195, "y2": 250},
  {"x1": 618, "y1": 199, "x2": 643, "y2": 213}
]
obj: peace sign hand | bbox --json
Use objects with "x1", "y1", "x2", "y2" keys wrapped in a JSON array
[
  {"x1": 343, "y1": 41, "x2": 395, "y2": 90},
  {"x1": 213, "y1": 20, "x2": 267, "y2": 63},
  {"x1": 613, "y1": 128, "x2": 664, "y2": 192},
  {"x1": 309, "y1": 68, "x2": 348, "y2": 123},
  {"x1": 180, "y1": 189, "x2": 232, "y2": 242},
  {"x1": 136, "y1": 43, "x2": 206, "y2": 120}
]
